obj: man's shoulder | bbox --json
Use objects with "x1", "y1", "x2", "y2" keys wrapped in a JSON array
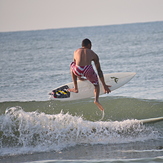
[
  {"x1": 74, "y1": 48, "x2": 82, "y2": 52},
  {"x1": 90, "y1": 49, "x2": 97, "y2": 56},
  {"x1": 74, "y1": 48, "x2": 97, "y2": 55}
]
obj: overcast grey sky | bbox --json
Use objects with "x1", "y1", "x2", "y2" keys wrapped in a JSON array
[{"x1": 0, "y1": 0, "x2": 163, "y2": 32}]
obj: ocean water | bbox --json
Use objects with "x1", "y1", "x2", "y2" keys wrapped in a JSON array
[{"x1": 0, "y1": 21, "x2": 163, "y2": 163}]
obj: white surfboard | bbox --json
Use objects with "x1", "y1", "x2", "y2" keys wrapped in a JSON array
[
  {"x1": 139, "y1": 117, "x2": 163, "y2": 124},
  {"x1": 49, "y1": 72, "x2": 136, "y2": 101}
]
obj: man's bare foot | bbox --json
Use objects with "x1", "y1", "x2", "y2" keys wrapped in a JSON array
[
  {"x1": 68, "y1": 88, "x2": 78, "y2": 93},
  {"x1": 94, "y1": 100, "x2": 104, "y2": 111}
]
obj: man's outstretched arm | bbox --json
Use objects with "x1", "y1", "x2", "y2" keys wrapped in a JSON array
[{"x1": 94, "y1": 56, "x2": 111, "y2": 93}]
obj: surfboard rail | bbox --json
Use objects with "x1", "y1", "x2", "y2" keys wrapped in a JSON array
[{"x1": 139, "y1": 117, "x2": 163, "y2": 124}]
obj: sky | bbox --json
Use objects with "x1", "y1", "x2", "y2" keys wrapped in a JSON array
[{"x1": 0, "y1": 0, "x2": 163, "y2": 32}]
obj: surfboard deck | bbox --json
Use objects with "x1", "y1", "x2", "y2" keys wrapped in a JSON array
[
  {"x1": 139, "y1": 117, "x2": 163, "y2": 124},
  {"x1": 49, "y1": 72, "x2": 136, "y2": 101}
]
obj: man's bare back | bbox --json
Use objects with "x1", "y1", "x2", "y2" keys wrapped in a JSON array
[{"x1": 74, "y1": 48, "x2": 98, "y2": 66}]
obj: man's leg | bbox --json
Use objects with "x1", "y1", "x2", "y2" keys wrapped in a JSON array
[
  {"x1": 68, "y1": 71, "x2": 78, "y2": 93},
  {"x1": 94, "y1": 84, "x2": 104, "y2": 111}
]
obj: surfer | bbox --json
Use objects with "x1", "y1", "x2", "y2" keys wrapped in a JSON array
[{"x1": 68, "y1": 38, "x2": 111, "y2": 111}]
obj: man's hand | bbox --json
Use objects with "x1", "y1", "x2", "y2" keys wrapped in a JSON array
[{"x1": 104, "y1": 85, "x2": 111, "y2": 94}]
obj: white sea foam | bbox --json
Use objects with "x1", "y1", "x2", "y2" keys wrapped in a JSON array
[{"x1": 0, "y1": 106, "x2": 160, "y2": 156}]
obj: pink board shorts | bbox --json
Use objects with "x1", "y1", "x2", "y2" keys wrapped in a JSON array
[{"x1": 70, "y1": 62, "x2": 99, "y2": 85}]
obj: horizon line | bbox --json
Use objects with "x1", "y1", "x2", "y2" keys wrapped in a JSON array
[{"x1": 0, "y1": 20, "x2": 163, "y2": 33}]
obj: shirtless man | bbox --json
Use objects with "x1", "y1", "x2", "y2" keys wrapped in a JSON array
[{"x1": 68, "y1": 38, "x2": 111, "y2": 111}]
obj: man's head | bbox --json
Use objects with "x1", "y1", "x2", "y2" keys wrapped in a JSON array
[{"x1": 82, "y1": 38, "x2": 92, "y2": 49}]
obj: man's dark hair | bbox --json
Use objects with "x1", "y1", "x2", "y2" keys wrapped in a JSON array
[{"x1": 82, "y1": 38, "x2": 92, "y2": 47}]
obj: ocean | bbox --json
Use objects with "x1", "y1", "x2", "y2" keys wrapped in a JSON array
[{"x1": 0, "y1": 21, "x2": 163, "y2": 163}]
